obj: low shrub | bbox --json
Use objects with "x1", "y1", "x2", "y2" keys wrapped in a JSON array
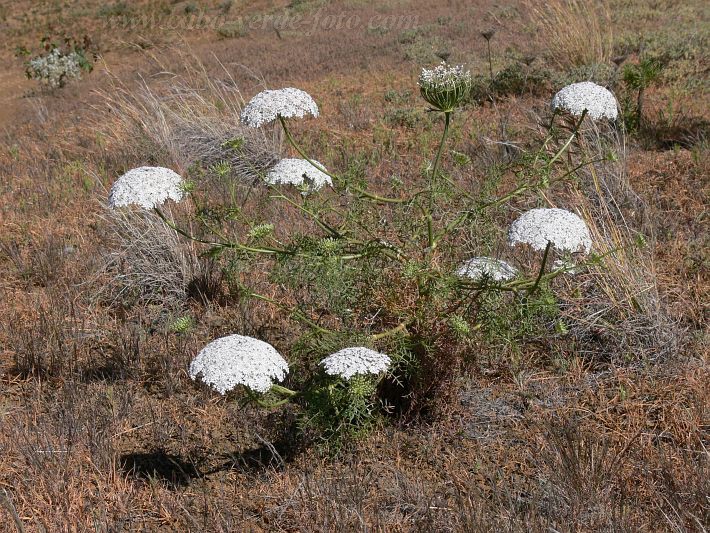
[
  {"x1": 103, "y1": 61, "x2": 662, "y2": 448},
  {"x1": 25, "y1": 40, "x2": 92, "y2": 89}
]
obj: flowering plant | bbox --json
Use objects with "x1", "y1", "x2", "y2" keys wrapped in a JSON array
[
  {"x1": 25, "y1": 41, "x2": 92, "y2": 89},
  {"x1": 107, "y1": 63, "x2": 623, "y2": 445}
]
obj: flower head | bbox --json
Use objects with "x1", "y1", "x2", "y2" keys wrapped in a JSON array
[
  {"x1": 418, "y1": 62, "x2": 472, "y2": 112},
  {"x1": 320, "y1": 347, "x2": 391, "y2": 380},
  {"x1": 189, "y1": 334, "x2": 289, "y2": 394},
  {"x1": 241, "y1": 88, "x2": 319, "y2": 128},
  {"x1": 456, "y1": 257, "x2": 518, "y2": 282},
  {"x1": 108, "y1": 166, "x2": 184, "y2": 209},
  {"x1": 26, "y1": 48, "x2": 84, "y2": 88},
  {"x1": 551, "y1": 81, "x2": 618, "y2": 121},
  {"x1": 509, "y1": 208, "x2": 592, "y2": 254},
  {"x1": 265, "y1": 158, "x2": 332, "y2": 193}
]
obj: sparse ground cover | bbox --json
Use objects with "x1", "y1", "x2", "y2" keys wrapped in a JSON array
[{"x1": 0, "y1": 0, "x2": 708, "y2": 531}]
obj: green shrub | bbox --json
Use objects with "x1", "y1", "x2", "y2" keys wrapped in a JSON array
[
  {"x1": 25, "y1": 40, "x2": 92, "y2": 89},
  {"x1": 98, "y1": 2, "x2": 130, "y2": 18},
  {"x1": 217, "y1": 21, "x2": 247, "y2": 39},
  {"x1": 621, "y1": 57, "x2": 663, "y2": 132},
  {"x1": 469, "y1": 62, "x2": 553, "y2": 104}
]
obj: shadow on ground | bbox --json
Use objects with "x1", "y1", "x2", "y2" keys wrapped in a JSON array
[{"x1": 119, "y1": 451, "x2": 202, "y2": 488}]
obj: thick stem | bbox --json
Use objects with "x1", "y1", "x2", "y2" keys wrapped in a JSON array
[
  {"x1": 270, "y1": 384, "x2": 298, "y2": 397},
  {"x1": 255, "y1": 395, "x2": 294, "y2": 409},
  {"x1": 154, "y1": 207, "x2": 285, "y2": 256},
  {"x1": 269, "y1": 189, "x2": 342, "y2": 238},
  {"x1": 486, "y1": 40, "x2": 494, "y2": 83},
  {"x1": 434, "y1": 155, "x2": 608, "y2": 247},
  {"x1": 427, "y1": 111, "x2": 451, "y2": 250},
  {"x1": 547, "y1": 108, "x2": 558, "y2": 133},
  {"x1": 548, "y1": 109, "x2": 588, "y2": 167},
  {"x1": 370, "y1": 321, "x2": 410, "y2": 341},
  {"x1": 528, "y1": 241, "x2": 552, "y2": 295},
  {"x1": 430, "y1": 112, "x2": 451, "y2": 196}
]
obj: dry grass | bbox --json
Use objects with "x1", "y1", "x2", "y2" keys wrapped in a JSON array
[
  {"x1": 94, "y1": 53, "x2": 282, "y2": 184},
  {"x1": 2, "y1": 361, "x2": 704, "y2": 530},
  {"x1": 524, "y1": 0, "x2": 615, "y2": 68},
  {"x1": 97, "y1": 207, "x2": 207, "y2": 308},
  {"x1": 558, "y1": 118, "x2": 679, "y2": 363},
  {"x1": 0, "y1": 0, "x2": 708, "y2": 531}
]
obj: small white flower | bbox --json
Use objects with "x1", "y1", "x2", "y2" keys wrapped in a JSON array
[
  {"x1": 419, "y1": 63, "x2": 472, "y2": 89},
  {"x1": 320, "y1": 347, "x2": 391, "y2": 380},
  {"x1": 108, "y1": 166, "x2": 185, "y2": 209},
  {"x1": 418, "y1": 62, "x2": 472, "y2": 112},
  {"x1": 189, "y1": 334, "x2": 289, "y2": 394},
  {"x1": 241, "y1": 88, "x2": 319, "y2": 128},
  {"x1": 456, "y1": 257, "x2": 518, "y2": 282},
  {"x1": 509, "y1": 208, "x2": 592, "y2": 254},
  {"x1": 551, "y1": 81, "x2": 618, "y2": 121},
  {"x1": 265, "y1": 158, "x2": 332, "y2": 193}
]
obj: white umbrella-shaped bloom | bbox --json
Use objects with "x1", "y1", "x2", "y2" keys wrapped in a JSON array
[
  {"x1": 108, "y1": 166, "x2": 184, "y2": 209},
  {"x1": 418, "y1": 62, "x2": 472, "y2": 112},
  {"x1": 241, "y1": 88, "x2": 319, "y2": 128},
  {"x1": 265, "y1": 158, "x2": 332, "y2": 192},
  {"x1": 320, "y1": 347, "x2": 391, "y2": 380},
  {"x1": 508, "y1": 208, "x2": 592, "y2": 254},
  {"x1": 189, "y1": 335, "x2": 289, "y2": 394},
  {"x1": 551, "y1": 81, "x2": 618, "y2": 121},
  {"x1": 456, "y1": 257, "x2": 518, "y2": 282}
]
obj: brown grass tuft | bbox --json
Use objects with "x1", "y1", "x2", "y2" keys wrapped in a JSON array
[
  {"x1": 93, "y1": 53, "x2": 282, "y2": 183},
  {"x1": 524, "y1": 0, "x2": 614, "y2": 68}
]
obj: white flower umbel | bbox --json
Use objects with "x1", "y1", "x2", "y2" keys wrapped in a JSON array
[
  {"x1": 108, "y1": 166, "x2": 184, "y2": 209},
  {"x1": 509, "y1": 208, "x2": 592, "y2": 254},
  {"x1": 189, "y1": 335, "x2": 289, "y2": 395},
  {"x1": 27, "y1": 48, "x2": 83, "y2": 88},
  {"x1": 456, "y1": 257, "x2": 518, "y2": 282},
  {"x1": 551, "y1": 81, "x2": 618, "y2": 121},
  {"x1": 418, "y1": 62, "x2": 472, "y2": 112},
  {"x1": 241, "y1": 88, "x2": 319, "y2": 128},
  {"x1": 266, "y1": 158, "x2": 333, "y2": 193},
  {"x1": 320, "y1": 347, "x2": 391, "y2": 380}
]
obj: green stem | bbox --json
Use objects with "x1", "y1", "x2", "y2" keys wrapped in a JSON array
[
  {"x1": 547, "y1": 108, "x2": 558, "y2": 132},
  {"x1": 427, "y1": 111, "x2": 451, "y2": 250},
  {"x1": 528, "y1": 241, "x2": 552, "y2": 295},
  {"x1": 269, "y1": 189, "x2": 342, "y2": 238},
  {"x1": 370, "y1": 321, "x2": 410, "y2": 341},
  {"x1": 252, "y1": 384, "x2": 299, "y2": 408},
  {"x1": 270, "y1": 384, "x2": 298, "y2": 397},
  {"x1": 278, "y1": 116, "x2": 415, "y2": 204},
  {"x1": 548, "y1": 109, "x2": 587, "y2": 167},
  {"x1": 154, "y1": 207, "x2": 286, "y2": 256},
  {"x1": 433, "y1": 155, "x2": 607, "y2": 247}
]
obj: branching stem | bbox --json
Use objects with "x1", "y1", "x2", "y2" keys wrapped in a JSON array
[
  {"x1": 548, "y1": 109, "x2": 588, "y2": 167},
  {"x1": 279, "y1": 116, "x2": 416, "y2": 204}
]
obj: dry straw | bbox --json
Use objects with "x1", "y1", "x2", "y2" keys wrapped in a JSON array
[
  {"x1": 525, "y1": 0, "x2": 614, "y2": 67},
  {"x1": 94, "y1": 52, "x2": 281, "y2": 184},
  {"x1": 561, "y1": 119, "x2": 676, "y2": 360}
]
